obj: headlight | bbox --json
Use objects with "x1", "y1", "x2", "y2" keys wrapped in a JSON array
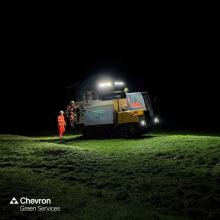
[
  {"x1": 98, "y1": 82, "x2": 113, "y2": 88},
  {"x1": 140, "y1": 119, "x2": 146, "y2": 127},
  {"x1": 153, "y1": 117, "x2": 160, "y2": 124},
  {"x1": 114, "y1": 81, "x2": 124, "y2": 86}
]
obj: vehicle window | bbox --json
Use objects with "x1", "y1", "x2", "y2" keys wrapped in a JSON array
[{"x1": 126, "y1": 93, "x2": 146, "y2": 109}]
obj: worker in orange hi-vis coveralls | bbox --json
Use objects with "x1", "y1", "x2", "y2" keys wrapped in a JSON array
[{"x1": 57, "y1": 110, "x2": 66, "y2": 143}]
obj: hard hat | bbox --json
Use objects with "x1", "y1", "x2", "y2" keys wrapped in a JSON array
[
  {"x1": 70, "y1": 100, "x2": 75, "y2": 104},
  {"x1": 124, "y1": 87, "x2": 129, "y2": 93},
  {"x1": 60, "y1": 110, "x2": 64, "y2": 114}
]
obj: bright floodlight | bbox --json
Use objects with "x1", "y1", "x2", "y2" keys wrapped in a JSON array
[
  {"x1": 153, "y1": 117, "x2": 160, "y2": 124},
  {"x1": 98, "y1": 82, "x2": 113, "y2": 88},
  {"x1": 114, "y1": 81, "x2": 124, "y2": 86},
  {"x1": 140, "y1": 119, "x2": 146, "y2": 127}
]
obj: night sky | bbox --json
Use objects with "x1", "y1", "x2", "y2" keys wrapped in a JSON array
[{"x1": 1, "y1": 16, "x2": 219, "y2": 134}]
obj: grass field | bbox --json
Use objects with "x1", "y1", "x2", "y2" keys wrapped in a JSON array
[{"x1": 0, "y1": 132, "x2": 220, "y2": 220}]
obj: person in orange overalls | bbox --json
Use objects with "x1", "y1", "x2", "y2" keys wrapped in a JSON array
[
  {"x1": 57, "y1": 110, "x2": 66, "y2": 142},
  {"x1": 66, "y1": 100, "x2": 79, "y2": 128},
  {"x1": 131, "y1": 101, "x2": 142, "y2": 107}
]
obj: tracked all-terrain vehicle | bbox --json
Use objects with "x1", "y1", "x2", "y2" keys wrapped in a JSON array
[{"x1": 70, "y1": 81, "x2": 158, "y2": 138}]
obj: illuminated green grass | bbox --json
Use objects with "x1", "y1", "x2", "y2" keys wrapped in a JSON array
[{"x1": 0, "y1": 132, "x2": 220, "y2": 220}]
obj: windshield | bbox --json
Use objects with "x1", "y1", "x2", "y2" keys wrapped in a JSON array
[{"x1": 126, "y1": 92, "x2": 146, "y2": 110}]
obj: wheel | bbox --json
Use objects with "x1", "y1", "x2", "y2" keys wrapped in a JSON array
[
  {"x1": 119, "y1": 124, "x2": 138, "y2": 138},
  {"x1": 83, "y1": 127, "x2": 94, "y2": 139}
]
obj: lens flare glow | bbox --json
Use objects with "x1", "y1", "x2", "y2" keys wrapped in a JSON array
[{"x1": 98, "y1": 82, "x2": 113, "y2": 88}]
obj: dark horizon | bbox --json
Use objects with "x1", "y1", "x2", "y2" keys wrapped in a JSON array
[{"x1": 1, "y1": 26, "x2": 219, "y2": 134}]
